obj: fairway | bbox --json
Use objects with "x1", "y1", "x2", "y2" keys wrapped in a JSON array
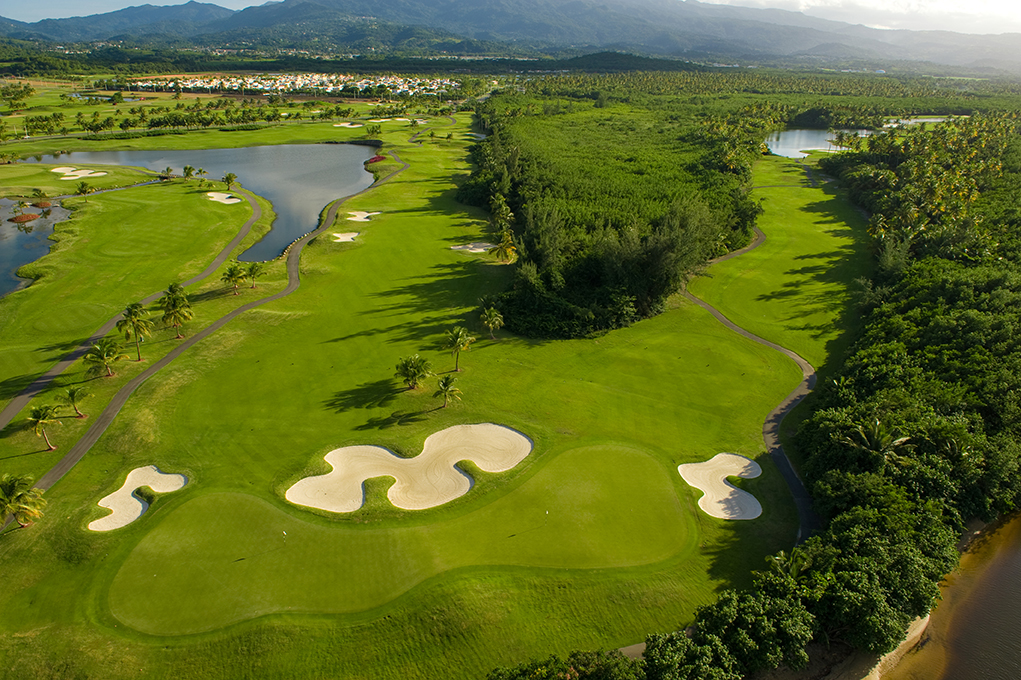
[{"x1": 0, "y1": 107, "x2": 868, "y2": 680}]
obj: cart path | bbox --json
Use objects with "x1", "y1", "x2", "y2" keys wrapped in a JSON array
[{"x1": 23, "y1": 151, "x2": 409, "y2": 491}]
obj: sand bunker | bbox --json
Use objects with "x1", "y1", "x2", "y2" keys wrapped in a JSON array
[
  {"x1": 207, "y1": 192, "x2": 242, "y2": 204},
  {"x1": 286, "y1": 423, "x2": 533, "y2": 512},
  {"x1": 88, "y1": 465, "x2": 189, "y2": 532},
  {"x1": 678, "y1": 453, "x2": 762, "y2": 520},
  {"x1": 368, "y1": 118, "x2": 391, "y2": 123},
  {"x1": 52, "y1": 167, "x2": 108, "y2": 180},
  {"x1": 451, "y1": 242, "x2": 495, "y2": 254},
  {"x1": 347, "y1": 211, "x2": 380, "y2": 222},
  {"x1": 333, "y1": 122, "x2": 364, "y2": 128},
  {"x1": 332, "y1": 232, "x2": 359, "y2": 242}
]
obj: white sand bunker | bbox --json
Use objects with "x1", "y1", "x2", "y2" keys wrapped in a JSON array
[
  {"x1": 678, "y1": 453, "x2": 762, "y2": 520},
  {"x1": 333, "y1": 122, "x2": 364, "y2": 128},
  {"x1": 286, "y1": 423, "x2": 533, "y2": 512},
  {"x1": 88, "y1": 465, "x2": 189, "y2": 532},
  {"x1": 51, "y1": 166, "x2": 108, "y2": 180},
  {"x1": 452, "y1": 242, "x2": 495, "y2": 254},
  {"x1": 368, "y1": 118, "x2": 391, "y2": 123},
  {"x1": 332, "y1": 232, "x2": 358, "y2": 242},
  {"x1": 347, "y1": 211, "x2": 380, "y2": 222},
  {"x1": 207, "y1": 192, "x2": 242, "y2": 204}
]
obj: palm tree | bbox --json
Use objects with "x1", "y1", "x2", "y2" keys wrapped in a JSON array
[
  {"x1": 444, "y1": 326, "x2": 476, "y2": 372},
  {"x1": 116, "y1": 302, "x2": 154, "y2": 361},
  {"x1": 0, "y1": 473, "x2": 46, "y2": 527},
  {"x1": 196, "y1": 167, "x2": 208, "y2": 189},
  {"x1": 59, "y1": 386, "x2": 92, "y2": 418},
  {"x1": 83, "y1": 338, "x2": 129, "y2": 378},
  {"x1": 488, "y1": 230, "x2": 517, "y2": 263},
  {"x1": 182, "y1": 165, "x2": 196, "y2": 179},
  {"x1": 434, "y1": 375, "x2": 462, "y2": 408},
  {"x1": 246, "y1": 261, "x2": 265, "y2": 288},
  {"x1": 395, "y1": 354, "x2": 432, "y2": 390},
  {"x1": 25, "y1": 405, "x2": 61, "y2": 451},
  {"x1": 840, "y1": 418, "x2": 915, "y2": 471},
  {"x1": 157, "y1": 283, "x2": 193, "y2": 339},
  {"x1": 222, "y1": 172, "x2": 238, "y2": 191},
  {"x1": 75, "y1": 181, "x2": 93, "y2": 203},
  {"x1": 480, "y1": 307, "x2": 504, "y2": 339},
  {"x1": 221, "y1": 263, "x2": 247, "y2": 295},
  {"x1": 161, "y1": 166, "x2": 174, "y2": 181}
]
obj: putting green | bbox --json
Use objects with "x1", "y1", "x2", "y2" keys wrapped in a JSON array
[{"x1": 108, "y1": 445, "x2": 692, "y2": 635}]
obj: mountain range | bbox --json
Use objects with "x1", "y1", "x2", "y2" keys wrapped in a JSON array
[{"x1": 2, "y1": 0, "x2": 1020, "y2": 75}]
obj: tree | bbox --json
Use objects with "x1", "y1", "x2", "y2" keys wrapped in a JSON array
[
  {"x1": 480, "y1": 307, "x2": 504, "y2": 339},
  {"x1": 25, "y1": 406, "x2": 61, "y2": 451},
  {"x1": 444, "y1": 326, "x2": 476, "y2": 372},
  {"x1": 59, "y1": 386, "x2": 92, "y2": 418},
  {"x1": 82, "y1": 338, "x2": 129, "y2": 378},
  {"x1": 434, "y1": 375, "x2": 462, "y2": 408},
  {"x1": 222, "y1": 172, "x2": 238, "y2": 191},
  {"x1": 839, "y1": 419, "x2": 914, "y2": 473},
  {"x1": 161, "y1": 166, "x2": 174, "y2": 180},
  {"x1": 0, "y1": 83, "x2": 34, "y2": 111},
  {"x1": 75, "y1": 181, "x2": 93, "y2": 203},
  {"x1": 182, "y1": 165, "x2": 196, "y2": 179},
  {"x1": 245, "y1": 261, "x2": 265, "y2": 288},
  {"x1": 157, "y1": 283, "x2": 193, "y2": 339},
  {"x1": 0, "y1": 473, "x2": 46, "y2": 527},
  {"x1": 488, "y1": 230, "x2": 517, "y2": 263},
  {"x1": 116, "y1": 302, "x2": 154, "y2": 361},
  {"x1": 395, "y1": 354, "x2": 432, "y2": 390},
  {"x1": 221, "y1": 263, "x2": 247, "y2": 295}
]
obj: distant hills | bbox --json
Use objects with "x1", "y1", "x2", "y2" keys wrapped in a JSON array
[{"x1": 2, "y1": 0, "x2": 1020, "y2": 75}]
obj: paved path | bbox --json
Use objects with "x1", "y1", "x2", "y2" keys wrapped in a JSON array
[
  {"x1": 0, "y1": 187, "x2": 262, "y2": 432},
  {"x1": 684, "y1": 226, "x2": 822, "y2": 543},
  {"x1": 32, "y1": 151, "x2": 409, "y2": 491}
]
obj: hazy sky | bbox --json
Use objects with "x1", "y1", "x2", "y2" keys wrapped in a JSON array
[{"x1": 2, "y1": 0, "x2": 1019, "y2": 34}]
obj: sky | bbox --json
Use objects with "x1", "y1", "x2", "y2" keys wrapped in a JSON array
[{"x1": 1, "y1": 0, "x2": 1019, "y2": 34}]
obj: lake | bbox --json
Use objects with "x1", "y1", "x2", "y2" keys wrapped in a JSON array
[
  {"x1": 0, "y1": 198, "x2": 71, "y2": 298},
  {"x1": 26, "y1": 143, "x2": 376, "y2": 261},
  {"x1": 765, "y1": 128, "x2": 869, "y2": 159}
]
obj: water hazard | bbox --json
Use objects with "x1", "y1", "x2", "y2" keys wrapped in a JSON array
[
  {"x1": 26, "y1": 143, "x2": 376, "y2": 261},
  {"x1": 765, "y1": 129, "x2": 869, "y2": 159},
  {"x1": 0, "y1": 198, "x2": 71, "y2": 298}
]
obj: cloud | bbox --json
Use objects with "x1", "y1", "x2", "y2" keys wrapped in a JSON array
[{"x1": 695, "y1": 0, "x2": 1021, "y2": 34}]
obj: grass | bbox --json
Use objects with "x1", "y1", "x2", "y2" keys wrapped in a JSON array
[{"x1": 0, "y1": 111, "x2": 866, "y2": 680}]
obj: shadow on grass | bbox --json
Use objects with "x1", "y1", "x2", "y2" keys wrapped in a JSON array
[
  {"x1": 0, "y1": 373, "x2": 38, "y2": 401},
  {"x1": 354, "y1": 407, "x2": 441, "y2": 430},
  {"x1": 324, "y1": 379, "x2": 401, "y2": 413}
]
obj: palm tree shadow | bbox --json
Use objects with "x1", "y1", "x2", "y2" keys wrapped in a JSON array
[
  {"x1": 323, "y1": 379, "x2": 401, "y2": 413},
  {"x1": 355, "y1": 409, "x2": 432, "y2": 430}
]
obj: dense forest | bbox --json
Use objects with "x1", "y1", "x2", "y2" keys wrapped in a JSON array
[{"x1": 470, "y1": 75, "x2": 1021, "y2": 678}]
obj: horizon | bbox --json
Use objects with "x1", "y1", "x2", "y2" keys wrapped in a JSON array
[{"x1": 2, "y1": 0, "x2": 1020, "y2": 35}]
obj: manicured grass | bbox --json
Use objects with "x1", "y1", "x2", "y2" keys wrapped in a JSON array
[
  {"x1": 0, "y1": 113, "x2": 836, "y2": 680},
  {"x1": 0, "y1": 162, "x2": 155, "y2": 197},
  {"x1": 688, "y1": 154, "x2": 872, "y2": 372}
]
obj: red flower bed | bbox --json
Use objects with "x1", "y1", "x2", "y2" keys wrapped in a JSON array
[
  {"x1": 33, "y1": 201, "x2": 52, "y2": 208},
  {"x1": 367, "y1": 155, "x2": 387, "y2": 163},
  {"x1": 9, "y1": 214, "x2": 40, "y2": 223}
]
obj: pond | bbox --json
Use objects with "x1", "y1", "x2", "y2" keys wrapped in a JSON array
[
  {"x1": 26, "y1": 143, "x2": 376, "y2": 261},
  {"x1": 0, "y1": 198, "x2": 71, "y2": 298},
  {"x1": 764, "y1": 128, "x2": 869, "y2": 159}
]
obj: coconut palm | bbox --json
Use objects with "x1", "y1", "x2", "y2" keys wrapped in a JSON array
[
  {"x1": 75, "y1": 181, "x2": 93, "y2": 203},
  {"x1": 82, "y1": 338, "x2": 129, "y2": 378},
  {"x1": 395, "y1": 354, "x2": 432, "y2": 390},
  {"x1": 182, "y1": 164, "x2": 196, "y2": 179},
  {"x1": 59, "y1": 386, "x2": 92, "y2": 418},
  {"x1": 0, "y1": 473, "x2": 46, "y2": 527},
  {"x1": 222, "y1": 172, "x2": 238, "y2": 191},
  {"x1": 840, "y1": 418, "x2": 915, "y2": 471},
  {"x1": 434, "y1": 375, "x2": 462, "y2": 408},
  {"x1": 157, "y1": 283, "x2": 193, "y2": 339},
  {"x1": 246, "y1": 261, "x2": 265, "y2": 288},
  {"x1": 480, "y1": 307, "x2": 504, "y2": 340},
  {"x1": 116, "y1": 302, "x2": 154, "y2": 361},
  {"x1": 488, "y1": 230, "x2": 516, "y2": 263},
  {"x1": 161, "y1": 166, "x2": 174, "y2": 180},
  {"x1": 25, "y1": 405, "x2": 61, "y2": 451},
  {"x1": 221, "y1": 262, "x2": 247, "y2": 295},
  {"x1": 444, "y1": 326, "x2": 476, "y2": 372}
]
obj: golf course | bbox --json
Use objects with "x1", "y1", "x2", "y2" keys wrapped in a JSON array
[{"x1": 0, "y1": 81, "x2": 870, "y2": 679}]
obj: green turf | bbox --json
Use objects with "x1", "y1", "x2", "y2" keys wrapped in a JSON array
[
  {"x1": 0, "y1": 111, "x2": 857, "y2": 680},
  {"x1": 688, "y1": 154, "x2": 872, "y2": 372}
]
